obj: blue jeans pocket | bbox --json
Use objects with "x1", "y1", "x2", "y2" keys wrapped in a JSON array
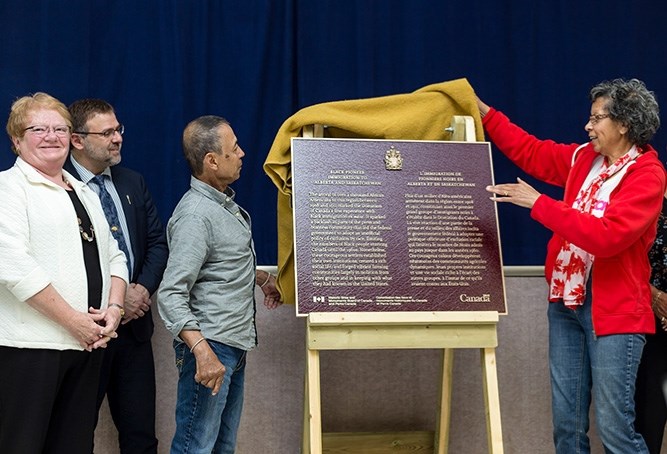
[{"x1": 174, "y1": 340, "x2": 186, "y2": 373}]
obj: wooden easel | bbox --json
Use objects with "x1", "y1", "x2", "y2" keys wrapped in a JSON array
[{"x1": 300, "y1": 117, "x2": 504, "y2": 454}]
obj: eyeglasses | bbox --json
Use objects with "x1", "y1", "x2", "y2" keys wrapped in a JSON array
[
  {"x1": 23, "y1": 125, "x2": 71, "y2": 137},
  {"x1": 588, "y1": 114, "x2": 610, "y2": 125},
  {"x1": 73, "y1": 124, "x2": 124, "y2": 139}
]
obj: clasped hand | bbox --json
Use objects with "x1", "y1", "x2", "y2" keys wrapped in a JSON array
[
  {"x1": 71, "y1": 306, "x2": 121, "y2": 351},
  {"x1": 122, "y1": 283, "x2": 152, "y2": 324}
]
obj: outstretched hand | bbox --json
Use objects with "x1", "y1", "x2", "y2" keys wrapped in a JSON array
[{"x1": 486, "y1": 177, "x2": 541, "y2": 209}]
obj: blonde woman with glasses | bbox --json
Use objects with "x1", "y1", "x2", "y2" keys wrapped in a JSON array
[{"x1": 0, "y1": 92, "x2": 128, "y2": 453}]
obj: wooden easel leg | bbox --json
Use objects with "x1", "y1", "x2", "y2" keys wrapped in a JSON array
[
  {"x1": 305, "y1": 348, "x2": 322, "y2": 454},
  {"x1": 481, "y1": 347, "x2": 504, "y2": 454},
  {"x1": 302, "y1": 369, "x2": 310, "y2": 454},
  {"x1": 434, "y1": 348, "x2": 454, "y2": 454}
]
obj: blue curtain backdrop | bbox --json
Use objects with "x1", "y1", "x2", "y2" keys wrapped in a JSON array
[{"x1": 1, "y1": 0, "x2": 666, "y2": 266}]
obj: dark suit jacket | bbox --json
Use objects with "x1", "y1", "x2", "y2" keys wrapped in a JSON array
[{"x1": 64, "y1": 158, "x2": 168, "y2": 343}]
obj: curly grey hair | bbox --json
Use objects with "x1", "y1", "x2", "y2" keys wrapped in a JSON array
[{"x1": 589, "y1": 78, "x2": 660, "y2": 147}]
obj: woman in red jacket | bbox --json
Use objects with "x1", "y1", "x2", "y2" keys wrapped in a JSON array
[{"x1": 478, "y1": 79, "x2": 665, "y2": 454}]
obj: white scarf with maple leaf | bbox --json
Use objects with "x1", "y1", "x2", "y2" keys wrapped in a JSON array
[{"x1": 549, "y1": 146, "x2": 640, "y2": 307}]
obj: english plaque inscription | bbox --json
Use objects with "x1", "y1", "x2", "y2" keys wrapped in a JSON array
[{"x1": 292, "y1": 138, "x2": 506, "y2": 315}]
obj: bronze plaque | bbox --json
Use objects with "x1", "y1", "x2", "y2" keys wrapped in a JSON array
[{"x1": 292, "y1": 138, "x2": 506, "y2": 315}]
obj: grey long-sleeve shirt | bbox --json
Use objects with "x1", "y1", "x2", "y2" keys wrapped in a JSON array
[{"x1": 157, "y1": 176, "x2": 257, "y2": 350}]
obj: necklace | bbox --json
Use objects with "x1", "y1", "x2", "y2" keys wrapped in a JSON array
[{"x1": 78, "y1": 217, "x2": 95, "y2": 242}]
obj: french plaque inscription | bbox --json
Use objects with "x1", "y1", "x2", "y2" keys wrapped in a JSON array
[{"x1": 292, "y1": 138, "x2": 506, "y2": 315}]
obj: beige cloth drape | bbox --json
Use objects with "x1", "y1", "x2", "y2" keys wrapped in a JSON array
[{"x1": 263, "y1": 78, "x2": 484, "y2": 304}]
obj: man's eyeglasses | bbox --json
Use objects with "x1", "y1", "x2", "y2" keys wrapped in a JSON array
[
  {"x1": 588, "y1": 114, "x2": 610, "y2": 125},
  {"x1": 23, "y1": 125, "x2": 71, "y2": 137},
  {"x1": 73, "y1": 124, "x2": 124, "y2": 139}
]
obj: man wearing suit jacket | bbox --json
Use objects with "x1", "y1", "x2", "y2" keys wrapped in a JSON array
[{"x1": 66, "y1": 99, "x2": 168, "y2": 454}]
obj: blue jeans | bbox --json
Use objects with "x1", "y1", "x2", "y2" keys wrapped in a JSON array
[
  {"x1": 548, "y1": 295, "x2": 648, "y2": 454},
  {"x1": 170, "y1": 340, "x2": 247, "y2": 454}
]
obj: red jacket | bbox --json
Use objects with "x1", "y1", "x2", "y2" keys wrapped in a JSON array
[{"x1": 483, "y1": 108, "x2": 666, "y2": 335}]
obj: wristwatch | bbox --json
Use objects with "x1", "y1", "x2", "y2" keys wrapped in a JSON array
[{"x1": 109, "y1": 303, "x2": 125, "y2": 318}]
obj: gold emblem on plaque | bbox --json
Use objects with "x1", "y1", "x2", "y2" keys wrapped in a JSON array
[{"x1": 384, "y1": 146, "x2": 403, "y2": 170}]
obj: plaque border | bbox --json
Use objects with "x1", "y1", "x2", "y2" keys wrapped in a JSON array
[{"x1": 291, "y1": 137, "x2": 507, "y2": 316}]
